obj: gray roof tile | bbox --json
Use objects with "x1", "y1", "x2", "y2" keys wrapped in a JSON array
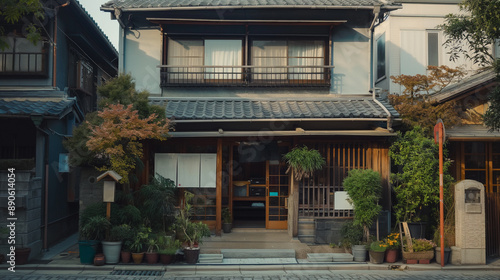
[
  {"x1": 102, "y1": 0, "x2": 391, "y2": 9},
  {"x1": 151, "y1": 98, "x2": 398, "y2": 120},
  {"x1": 0, "y1": 96, "x2": 77, "y2": 118}
]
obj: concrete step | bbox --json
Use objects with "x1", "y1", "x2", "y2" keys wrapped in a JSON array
[
  {"x1": 307, "y1": 253, "x2": 354, "y2": 262},
  {"x1": 221, "y1": 249, "x2": 296, "y2": 259},
  {"x1": 199, "y1": 254, "x2": 223, "y2": 263}
]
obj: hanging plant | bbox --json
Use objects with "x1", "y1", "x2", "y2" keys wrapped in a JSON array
[{"x1": 283, "y1": 146, "x2": 325, "y2": 181}]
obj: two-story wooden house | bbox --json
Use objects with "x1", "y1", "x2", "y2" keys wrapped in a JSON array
[
  {"x1": 101, "y1": 0, "x2": 401, "y2": 243},
  {"x1": 0, "y1": 0, "x2": 117, "y2": 259}
]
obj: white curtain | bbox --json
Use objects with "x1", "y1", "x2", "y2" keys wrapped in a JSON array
[
  {"x1": 252, "y1": 40, "x2": 287, "y2": 80},
  {"x1": 288, "y1": 40, "x2": 324, "y2": 80},
  {"x1": 204, "y1": 39, "x2": 242, "y2": 80},
  {"x1": 167, "y1": 39, "x2": 204, "y2": 81}
]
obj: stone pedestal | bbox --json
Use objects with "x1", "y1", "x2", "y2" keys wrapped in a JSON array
[{"x1": 454, "y1": 180, "x2": 486, "y2": 265}]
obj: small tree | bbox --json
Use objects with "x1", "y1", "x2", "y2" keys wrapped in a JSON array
[
  {"x1": 389, "y1": 127, "x2": 453, "y2": 224},
  {"x1": 342, "y1": 169, "x2": 382, "y2": 243},
  {"x1": 86, "y1": 104, "x2": 170, "y2": 189},
  {"x1": 283, "y1": 146, "x2": 325, "y2": 181},
  {"x1": 389, "y1": 65, "x2": 466, "y2": 135},
  {"x1": 0, "y1": 0, "x2": 45, "y2": 50}
]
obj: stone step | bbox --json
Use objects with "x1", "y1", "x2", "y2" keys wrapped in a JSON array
[
  {"x1": 198, "y1": 254, "x2": 223, "y2": 263},
  {"x1": 221, "y1": 249, "x2": 295, "y2": 259},
  {"x1": 307, "y1": 253, "x2": 354, "y2": 262}
]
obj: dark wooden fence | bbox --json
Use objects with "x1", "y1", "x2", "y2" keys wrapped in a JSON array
[{"x1": 486, "y1": 192, "x2": 500, "y2": 257}]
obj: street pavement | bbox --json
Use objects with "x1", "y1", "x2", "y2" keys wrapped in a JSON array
[{"x1": 1, "y1": 269, "x2": 500, "y2": 280}]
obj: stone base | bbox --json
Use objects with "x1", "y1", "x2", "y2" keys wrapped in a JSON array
[
  {"x1": 461, "y1": 248, "x2": 486, "y2": 265},
  {"x1": 450, "y1": 246, "x2": 461, "y2": 265}
]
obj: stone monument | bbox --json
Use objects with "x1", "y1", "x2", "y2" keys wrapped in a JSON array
[{"x1": 452, "y1": 179, "x2": 486, "y2": 265}]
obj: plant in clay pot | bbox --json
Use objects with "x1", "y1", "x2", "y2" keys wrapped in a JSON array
[
  {"x1": 158, "y1": 236, "x2": 181, "y2": 264},
  {"x1": 222, "y1": 207, "x2": 232, "y2": 233},
  {"x1": 145, "y1": 237, "x2": 160, "y2": 264},
  {"x1": 130, "y1": 227, "x2": 150, "y2": 264}
]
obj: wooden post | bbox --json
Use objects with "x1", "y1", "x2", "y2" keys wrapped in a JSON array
[
  {"x1": 106, "y1": 202, "x2": 111, "y2": 221},
  {"x1": 216, "y1": 138, "x2": 223, "y2": 236}
]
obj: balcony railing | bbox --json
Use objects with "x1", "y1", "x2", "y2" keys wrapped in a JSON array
[
  {"x1": 0, "y1": 52, "x2": 47, "y2": 76},
  {"x1": 159, "y1": 65, "x2": 333, "y2": 87}
]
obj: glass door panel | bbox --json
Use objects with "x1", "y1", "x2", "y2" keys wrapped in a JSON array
[{"x1": 266, "y1": 160, "x2": 289, "y2": 229}]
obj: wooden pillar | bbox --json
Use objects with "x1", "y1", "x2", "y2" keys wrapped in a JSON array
[
  {"x1": 216, "y1": 138, "x2": 222, "y2": 236},
  {"x1": 289, "y1": 169, "x2": 299, "y2": 237}
]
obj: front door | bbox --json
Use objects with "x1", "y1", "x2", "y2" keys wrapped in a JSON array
[{"x1": 266, "y1": 160, "x2": 289, "y2": 229}]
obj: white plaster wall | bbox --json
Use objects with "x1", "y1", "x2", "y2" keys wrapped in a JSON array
[
  {"x1": 379, "y1": 3, "x2": 481, "y2": 94},
  {"x1": 122, "y1": 29, "x2": 162, "y2": 95},
  {"x1": 332, "y1": 27, "x2": 371, "y2": 95}
]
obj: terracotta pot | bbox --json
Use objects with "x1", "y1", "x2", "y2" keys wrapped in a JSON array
[
  {"x1": 94, "y1": 253, "x2": 105, "y2": 266},
  {"x1": 145, "y1": 252, "x2": 159, "y2": 264},
  {"x1": 131, "y1": 252, "x2": 144, "y2": 264},
  {"x1": 385, "y1": 249, "x2": 398, "y2": 263},
  {"x1": 402, "y1": 250, "x2": 434, "y2": 260},
  {"x1": 183, "y1": 248, "x2": 200, "y2": 264},
  {"x1": 159, "y1": 254, "x2": 175, "y2": 264},
  {"x1": 121, "y1": 251, "x2": 131, "y2": 263},
  {"x1": 14, "y1": 248, "x2": 31, "y2": 265},
  {"x1": 369, "y1": 250, "x2": 385, "y2": 264}
]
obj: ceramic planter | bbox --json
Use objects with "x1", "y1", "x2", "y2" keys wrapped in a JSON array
[
  {"x1": 435, "y1": 247, "x2": 451, "y2": 264},
  {"x1": 222, "y1": 223, "x2": 232, "y2": 233},
  {"x1": 352, "y1": 245, "x2": 367, "y2": 262},
  {"x1": 121, "y1": 251, "x2": 131, "y2": 263},
  {"x1": 369, "y1": 250, "x2": 385, "y2": 264},
  {"x1": 159, "y1": 253, "x2": 175, "y2": 264},
  {"x1": 102, "y1": 241, "x2": 122, "y2": 264},
  {"x1": 183, "y1": 248, "x2": 200, "y2": 264},
  {"x1": 145, "y1": 252, "x2": 159, "y2": 264},
  {"x1": 131, "y1": 252, "x2": 144, "y2": 264}
]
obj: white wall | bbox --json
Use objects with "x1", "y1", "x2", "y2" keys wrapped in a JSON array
[
  {"x1": 332, "y1": 26, "x2": 371, "y2": 95},
  {"x1": 376, "y1": 3, "x2": 481, "y2": 94},
  {"x1": 122, "y1": 29, "x2": 162, "y2": 95}
]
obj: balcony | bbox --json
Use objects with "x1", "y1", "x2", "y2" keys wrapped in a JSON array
[
  {"x1": 160, "y1": 65, "x2": 333, "y2": 87},
  {"x1": 0, "y1": 52, "x2": 48, "y2": 76}
]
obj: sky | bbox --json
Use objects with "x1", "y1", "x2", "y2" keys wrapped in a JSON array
[{"x1": 78, "y1": 0, "x2": 119, "y2": 50}]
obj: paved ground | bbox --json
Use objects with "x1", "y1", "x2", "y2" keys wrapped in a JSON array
[{"x1": 1, "y1": 269, "x2": 500, "y2": 280}]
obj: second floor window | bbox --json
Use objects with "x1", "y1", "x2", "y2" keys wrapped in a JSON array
[
  {"x1": 0, "y1": 36, "x2": 47, "y2": 76},
  {"x1": 164, "y1": 37, "x2": 328, "y2": 86}
]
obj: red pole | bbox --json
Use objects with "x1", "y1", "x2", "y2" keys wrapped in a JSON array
[{"x1": 434, "y1": 121, "x2": 445, "y2": 267}]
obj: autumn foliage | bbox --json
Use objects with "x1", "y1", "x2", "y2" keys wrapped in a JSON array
[
  {"x1": 86, "y1": 104, "x2": 170, "y2": 183},
  {"x1": 389, "y1": 66, "x2": 466, "y2": 135}
]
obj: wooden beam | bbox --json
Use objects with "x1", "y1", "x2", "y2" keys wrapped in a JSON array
[{"x1": 216, "y1": 138, "x2": 223, "y2": 236}]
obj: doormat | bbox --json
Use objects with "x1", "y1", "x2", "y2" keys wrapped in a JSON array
[{"x1": 111, "y1": 270, "x2": 164, "y2": 276}]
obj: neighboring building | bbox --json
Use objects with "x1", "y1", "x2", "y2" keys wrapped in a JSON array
[
  {"x1": 373, "y1": 0, "x2": 483, "y2": 94},
  {"x1": 101, "y1": 0, "x2": 401, "y2": 243},
  {"x1": 430, "y1": 70, "x2": 500, "y2": 257},
  {"x1": 0, "y1": 0, "x2": 117, "y2": 260}
]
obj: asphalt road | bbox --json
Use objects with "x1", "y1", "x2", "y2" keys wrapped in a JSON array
[{"x1": 1, "y1": 270, "x2": 500, "y2": 280}]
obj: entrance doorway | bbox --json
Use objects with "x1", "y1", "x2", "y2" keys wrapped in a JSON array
[{"x1": 230, "y1": 143, "x2": 289, "y2": 229}]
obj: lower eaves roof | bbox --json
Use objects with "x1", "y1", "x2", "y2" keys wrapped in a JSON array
[
  {"x1": 150, "y1": 97, "x2": 399, "y2": 121},
  {"x1": 0, "y1": 91, "x2": 81, "y2": 119}
]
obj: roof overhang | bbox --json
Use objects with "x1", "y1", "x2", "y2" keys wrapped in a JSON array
[
  {"x1": 149, "y1": 18, "x2": 347, "y2": 25},
  {"x1": 446, "y1": 125, "x2": 500, "y2": 141},
  {"x1": 169, "y1": 128, "x2": 396, "y2": 138}
]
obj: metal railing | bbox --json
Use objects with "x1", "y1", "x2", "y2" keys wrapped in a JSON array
[
  {"x1": 159, "y1": 65, "x2": 333, "y2": 87},
  {"x1": 0, "y1": 52, "x2": 47, "y2": 75}
]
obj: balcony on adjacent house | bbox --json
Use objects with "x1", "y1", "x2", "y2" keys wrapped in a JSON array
[{"x1": 160, "y1": 65, "x2": 333, "y2": 87}]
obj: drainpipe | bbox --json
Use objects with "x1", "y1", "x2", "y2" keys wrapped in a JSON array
[
  {"x1": 52, "y1": 1, "x2": 70, "y2": 88},
  {"x1": 114, "y1": 8, "x2": 126, "y2": 73},
  {"x1": 369, "y1": 5, "x2": 380, "y2": 89}
]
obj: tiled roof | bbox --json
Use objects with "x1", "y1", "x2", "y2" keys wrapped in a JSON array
[
  {"x1": 150, "y1": 98, "x2": 398, "y2": 120},
  {"x1": 431, "y1": 69, "x2": 497, "y2": 103},
  {"x1": 102, "y1": 0, "x2": 392, "y2": 10},
  {"x1": 0, "y1": 96, "x2": 77, "y2": 118}
]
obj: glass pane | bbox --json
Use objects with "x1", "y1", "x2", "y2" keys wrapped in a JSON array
[
  {"x1": 493, "y1": 171, "x2": 500, "y2": 186},
  {"x1": 465, "y1": 154, "x2": 486, "y2": 169},
  {"x1": 206, "y1": 207, "x2": 216, "y2": 215},
  {"x1": 280, "y1": 176, "x2": 288, "y2": 185},
  {"x1": 269, "y1": 207, "x2": 279, "y2": 215},
  {"x1": 280, "y1": 215, "x2": 288, "y2": 221},
  {"x1": 279, "y1": 208, "x2": 288, "y2": 215},
  {"x1": 465, "y1": 171, "x2": 486, "y2": 184},
  {"x1": 464, "y1": 142, "x2": 485, "y2": 154},
  {"x1": 427, "y1": 32, "x2": 439, "y2": 66},
  {"x1": 270, "y1": 186, "x2": 279, "y2": 193},
  {"x1": 269, "y1": 176, "x2": 279, "y2": 184},
  {"x1": 493, "y1": 154, "x2": 500, "y2": 168},
  {"x1": 279, "y1": 197, "x2": 286, "y2": 206},
  {"x1": 269, "y1": 197, "x2": 279, "y2": 206},
  {"x1": 493, "y1": 143, "x2": 500, "y2": 153},
  {"x1": 269, "y1": 216, "x2": 279, "y2": 221},
  {"x1": 280, "y1": 185, "x2": 289, "y2": 196},
  {"x1": 205, "y1": 40, "x2": 242, "y2": 79}
]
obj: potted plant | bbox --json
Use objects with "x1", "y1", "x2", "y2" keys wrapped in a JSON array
[
  {"x1": 369, "y1": 240, "x2": 387, "y2": 264},
  {"x1": 130, "y1": 227, "x2": 150, "y2": 264},
  {"x1": 402, "y1": 238, "x2": 436, "y2": 264},
  {"x1": 79, "y1": 216, "x2": 110, "y2": 264},
  {"x1": 145, "y1": 236, "x2": 160, "y2": 264},
  {"x1": 158, "y1": 236, "x2": 181, "y2": 264},
  {"x1": 340, "y1": 221, "x2": 364, "y2": 256},
  {"x1": 342, "y1": 169, "x2": 383, "y2": 261},
  {"x1": 222, "y1": 207, "x2": 232, "y2": 233},
  {"x1": 175, "y1": 191, "x2": 211, "y2": 264},
  {"x1": 283, "y1": 146, "x2": 325, "y2": 181},
  {"x1": 102, "y1": 224, "x2": 130, "y2": 264},
  {"x1": 119, "y1": 225, "x2": 134, "y2": 263},
  {"x1": 390, "y1": 127, "x2": 453, "y2": 238},
  {"x1": 383, "y1": 232, "x2": 400, "y2": 263}
]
